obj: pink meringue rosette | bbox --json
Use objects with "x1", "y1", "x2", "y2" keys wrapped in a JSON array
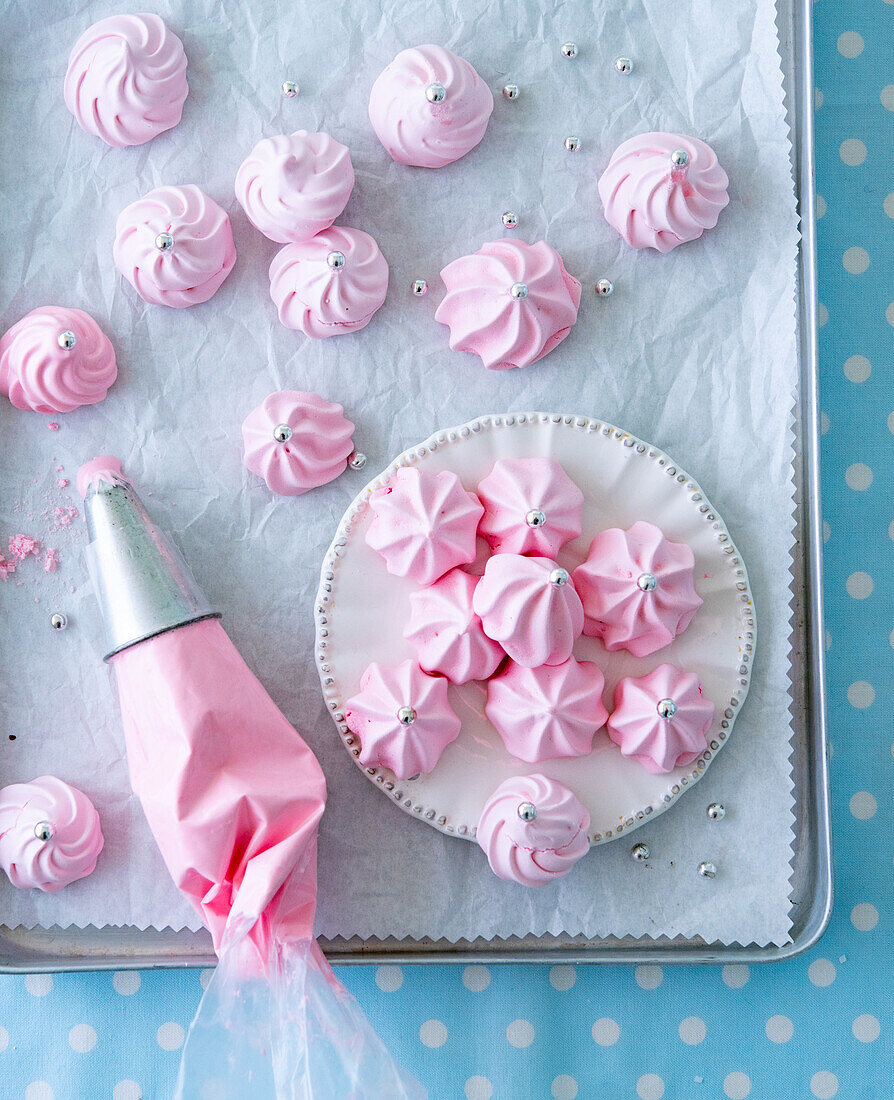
[
  {"x1": 369, "y1": 44, "x2": 494, "y2": 169},
  {"x1": 477, "y1": 457, "x2": 584, "y2": 557},
  {"x1": 435, "y1": 239, "x2": 581, "y2": 370},
  {"x1": 572, "y1": 520, "x2": 703, "y2": 657},
  {"x1": 598, "y1": 132, "x2": 730, "y2": 253},
  {"x1": 476, "y1": 773, "x2": 590, "y2": 887},
  {"x1": 345, "y1": 660, "x2": 460, "y2": 780},
  {"x1": 486, "y1": 658, "x2": 608, "y2": 764},
  {"x1": 235, "y1": 131, "x2": 355, "y2": 244},
  {"x1": 404, "y1": 568, "x2": 505, "y2": 684},
  {"x1": 607, "y1": 664, "x2": 714, "y2": 774},
  {"x1": 242, "y1": 390, "x2": 355, "y2": 497},
  {"x1": 64, "y1": 13, "x2": 188, "y2": 148},
  {"x1": 0, "y1": 306, "x2": 117, "y2": 414},
  {"x1": 0, "y1": 776, "x2": 103, "y2": 892},
  {"x1": 366, "y1": 466, "x2": 483, "y2": 585},
  {"x1": 113, "y1": 185, "x2": 237, "y2": 308},
  {"x1": 269, "y1": 226, "x2": 389, "y2": 337},
  {"x1": 472, "y1": 554, "x2": 584, "y2": 668}
]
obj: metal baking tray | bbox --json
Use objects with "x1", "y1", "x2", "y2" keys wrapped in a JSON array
[{"x1": 0, "y1": 0, "x2": 830, "y2": 972}]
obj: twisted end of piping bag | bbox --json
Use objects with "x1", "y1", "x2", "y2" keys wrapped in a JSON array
[{"x1": 78, "y1": 457, "x2": 426, "y2": 1099}]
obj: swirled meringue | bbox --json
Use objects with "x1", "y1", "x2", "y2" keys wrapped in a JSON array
[
  {"x1": 0, "y1": 306, "x2": 117, "y2": 414},
  {"x1": 369, "y1": 44, "x2": 494, "y2": 168},
  {"x1": 607, "y1": 664, "x2": 714, "y2": 774},
  {"x1": 345, "y1": 660, "x2": 460, "y2": 780},
  {"x1": 472, "y1": 554, "x2": 584, "y2": 668},
  {"x1": 404, "y1": 568, "x2": 505, "y2": 684},
  {"x1": 598, "y1": 132, "x2": 730, "y2": 252},
  {"x1": 269, "y1": 226, "x2": 389, "y2": 337},
  {"x1": 476, "y1": 773, "x2": 590, "y2": 887},
  {"x1": 435, "y1": 239, "x2": 581, "y2": 370},
  {"x1": 0, "y1": 776, "x2": 103, "y2": 892},
  {"x1": 242, "y1": 390, "x2": 355, "y2": 497},
  {"x1": 113, "y1": 185, "x2": 237, "y2": 308},
  {"x1": 64, "y1": 13, "x2": 188, "y2": 148},
  {"x1": 477, "y1": 457, "x2": 584, "y2": 557},
  {"x1": 366, "y1": 466, "x2": 483, "y2": 585},
  {"x1": 234, "y1": 131, "x2": 355, "y2": 244},
  {"x1": 486, "y1": 658, "x2": 608, "y2": 763},
  {"x1": 572, "y1": 521, "x2": 702, "y2": 657}
]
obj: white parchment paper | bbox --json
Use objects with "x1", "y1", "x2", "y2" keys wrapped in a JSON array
[{"x1": 0, "y1": 0, "x2": 798, "y2": 947}]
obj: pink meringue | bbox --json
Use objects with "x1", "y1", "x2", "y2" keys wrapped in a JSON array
[
  {"x1": 404, "y1": 569, "x2": 505, "y2": 684},
  {"x1": 598, "y1": 132, "x2": 730, "y2": 253},
  {"x1": 113, "y1": 185, "x2": 236, "y2": 308},
  {"x1": 234, "y1": 131, "x2": 355, "y2": 244},
  {"x1": 486, "y1": 658, "x2": 608, "y2": 763},
  {"x1": 477, "y1": 457, "x2": 584, "y2": 557},
  {"x1": 269, "y1": 226, "x2": 389, "y2": 337},
  {"x1": 435, "y1": 239, "x2": 581, "y2": 370},
  {"x1": 476, "y1": 773, "x2": 590, "y2": 887},
  {"x1": 64, "y1": 13, "x2": 188, "y2": 148},
  {"x1": 368, "y1": 44, "x2": 494, "y2": 169},
  {"x1": 0, "y1": 776, "x2": 103, "y2": 892},
  {"x1": 242, "y1": 390, "x2": 355, "y2": 497},
  {"x1": 472, "y1": 554, "x2": 584, "y2": 668},
  {"x1": 607, "y1": 664, "x2": 714, "y2": 774},
  {"x1": 366, "y1": 466, "x2": 483, "y2": 585},
  {"x1": 0, "y1": 306, "x2": 117, "y2": 414},
  {"x1": 345, "y1": 660, "x2": 460, "y2": 780},
  {"x1": 76, "y1": 455, "x2": 128, "y2": 499},
  {"x1": 572, "y1": 521, "x2": 703, "y2": 657}
]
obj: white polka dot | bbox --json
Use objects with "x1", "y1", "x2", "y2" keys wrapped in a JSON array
[
  {"x1": 637, "y1": 1074, "x2": 665, "y2": 1100},
  {"x1": 25, "y1": 1084, "x2": 54, "y2": 1100},
  {"x1": 848, "y1": 681, "x2": 875, "y2": 709},
  {"x1": 156, "y1": 1022, "x2": 185, "y2": 1051},
  {"x1": 462, "y1": 965, "x2": 491, "y2": 992},
  {"x1": 845, "y1": 463, "x2": 873, "y2": 490},
  {"x1": 0, "y1": 1025, "x2": 8, "y2": 1052},
  {"x1": 818, "y1": 303, "x2": 829, "y2": 327},
  {"x1": 849, "y1": 791, "x2": 877, "y2": 819},
  {"x1": 814, "y1": 87, "x2": 823, "y2": 109},
  {"x1": 843, "y1": 247, "x2": 870, "y2": 274},
  {"x1": 810, "y1": 1071, "x2": 838, "y2": 1098},
  {"x1": 843, "y1": 354, "x2": 871, "y2": 382},
  {"x1": 112, "y1": 1084, "x2": 142, "y2": 1100},
  {"x1": 375, "y1": 966, "x2": 403, "y2": 992},
  {"x1": 882, "y1": 85, "x2": 894, "y2": 111},
  {"x1": 552, "y1": 1075, "x2": 579, "y2": 1100},
  {"x1": 635, "y1": 965, "x2": 663, "y2": 989},
  {"x1": 24, "y1": 974, "x2": 52, "y2": 997},
  {"x1": 419, "y1": 1019, "x2": 448, "y2": 1048},
  {"x1": 887, "y1": 302, "x2": 894, "y2": 326},
  {"x1": 885, "y1": 194, "x2": 894, "y2": 219},
  {"x1": 851, "y1": 903, "x2": 879, "y2": 931},
  {"x1": 592, "y1": 1018, "x2": 620, "y2": 1046},
  {"x1": 678, "y1": 1016, "x2": 706, "y2": 1045},
  {"x1": 112, "y1": 971, "x2": 141, "y2": 996},
  {"x1": 506, "y1": 1019, "x2": 534, "y2": 1048},
  {"x1": 816, "y1": 194, "x2": 826, "y2": 219},
  {"x1": 889, "y1": 412, "x2": 894, "y2": 434},
  {"x1": 890, "y1": 627, "x2": 894, "y2": 649},
  {"x1": 808, "y1": 958, "x2": 836, "y2": 986},
  {"x1": 766, "y1": 1015, "x2": 794, "y2": 1043},
  {"x1": 724, "y1": 1072, "x2": 751, "y2": 1099},
  {"x1": 464, "y1": 1077, "x2": 492, "y2": 1100},
  {"x1": 822, "y1": 521, "x2": 831, "y2": 543},
  {"x1": 68, "y1": 1024, "x2": 97, "y2": 1053},
  {"x1": 199, "y1": 969, "x2": 214, "y2": 991},
  {"x1": 722, "y1": 965, "x2": 750, "y2": 988},
  {"x1": 840, "y1": 139, "x2": 867, "y2": 166},
  {"x1": 549, "y1": 965, "x2": 577, "y2": 990},
  {"x1": 837, "y1": 31, "x2": 864, "y2": 57},
  {"x1": 852, "y1": 1014, "x2": 880, "y2": 1042},
  {"x1": 825, "y1": 630, "x2": 832, "y2": 651},
  {"x1": 846, "y1": 571, "x2": 873, "y2": 598},
  {"x1": 820, "y1": 410, "x2": 830, "y2": 433}
]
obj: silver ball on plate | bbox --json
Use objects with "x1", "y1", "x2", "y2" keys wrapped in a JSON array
[
  {"x1": 50, "y1": 613, "x2": 67, "y2": 631},
  {"x1": 517, "y1": 801, "x2": 537, "y2": 822},
  {"x1": 425, "y1": 81, "x2": 447, "y2": 103},
  {"x1": 657, "y1": 698, "x2": 677, "y2": 720},
  {"x1": 57, "y1": 330, "x2": 77, "y2": 350},
  {"x1": 327, "y1": 250, "x2": 346, "y2": 270},
  {"x1": 631, "y1": 843, "x2": 650, "y2": 861},
  {"x1": 411, "y1": 279, "x2": 428, "y2": 297},
  {"x1": 33, "y1": 821, "x2": 55, "y2": 842},
  {"x1": 698, "y1": 861, "x2": 717, "y2": 879},
  {"x1": 502, "y1": 83, "x2": 519, "y2": 100},
  {"x1": 707, "y1": 802, "x2": 726, "y2": 821},
  {"x1": 282, "y1": 80, "x2": 299, "y2": 98},
  {"x1": 564, "y1": 135, "x2": 581, "y2": 152},
  {"x1": 595, "y1": 279, "x2": 613, "y2": 297},
  {"x1": 154, "y1": 231, "x2": 174, "y2": 252},
  {"x1": 637, "y1": 572, "x2": 657, "y2": 592},
  {"x1": 509, "y1": 282, "x2": 528, "y2": 300},
  {"x1": 561, "y1": 42, "x2": 578, "y2": 59},
  {"x1": 615, "y1": 57, "x2": 633, "y2": 74},
  {"x1": 397, "y1": 706, "x2": 417, "y2": 726},
  {"x1": 525, "y1": 509, "x2": 546, "y2": 529},
  {"x1": 272, "y1": 424, "x2": 293, "y2": 444},
  {"x1": 501, "y1": 211, "x2": 519, "y2": 230},
  {"x1": 550, "y1": 567, "x2": 569, "y2": 587},
  {"x1": 671, "y1": 148, "x2": 690, "y2": 168},
  {"x1": 348, "y1": 451, "x2": 367, "y2": 471}
]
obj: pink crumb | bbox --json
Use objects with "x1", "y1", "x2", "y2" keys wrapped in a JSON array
[
  {"x1": 57, "y1": 478, "x2": 69, "y2": 489},
  {"x1": 53, "y1": 506, "x2": 79, "y2": 528},
  {"x1": 8, "y1": 534, "x2": 40, "y2": 560},
  {"x1": 44, "y1": 548, "x2": 60, "y2": 573},
  {"x1": 0, "y1": 555, "x2": 15, "y2": 582},
  {"x1": 48, "y1": 422, "x2": 59, "y2": 431}
]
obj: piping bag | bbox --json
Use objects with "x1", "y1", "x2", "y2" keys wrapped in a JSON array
[{"x1": 78, "y1": 457, "x2": 424, "y2": 1100}]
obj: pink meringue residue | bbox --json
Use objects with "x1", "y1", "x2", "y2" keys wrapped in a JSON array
[
  {"x1": 476, "y1": 773, "x2": 590, "y2": 887},
  {"x1": 435, "y1": 239, "x2": 581, "y2": 370},
  {"x1": 0, "y1": 776, "x2": 104, "y2": 892},
  {"x1": 242, "y1": 390, "x2": 355, "y2": 497},
  {"x1": 572, "y1": 520, "x2": 703, "y2": 657},
  {"x1": 76, "y1": 455, "x2": 128, "y2": 500},
  {"x1": 344, "y1": 660, "x2": 460, "y2": 780},
  {"x1": 269, "y1": 226, "x2": 389, "y2": 337},
  {"x1": 477, "y1": 457, "x2": 584, "y2": 557},
  {"x1": 486, "y1": 658, "x2": 608, "y2": 763},
  {"x1": 0, "y1": 306, "x2": 117, "y2": 414},
  {"x1": 234, "y1": 130, "x2": 355, "y2": 245},
  {"x1": 598, "y1": 132, "x2": 730, "y2": 253},
  {"x1": 607, "y1": 664, "x2": 714, "y2": 774},
  {"x1": 472, "y1": 554, "x2": 584, "y2": 668},
  {"x1": 404, "y1": 568, "x2": 505, "y2": 684},
  {"x1": 64, "y1": 13, "x2": 188, "y2": 148},
  {"x1": 368, "y1": 44, "x2": 494, "y2": 169},
  {"x1": 366, "y1": 466, "x2": 483, "y2": 585},
  {"x1": 113, "y1": 185, "x2": 237, "y2": 308}
]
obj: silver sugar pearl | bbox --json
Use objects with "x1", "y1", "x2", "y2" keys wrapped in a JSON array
[
  {"x1": 502, "y1": 83, "x2": 519, "y2": 100},
  {"x1": 50, "y1": 613, "x2": 67, "y2": 631},
  {"x1": 561, "y1": 42, "x2": 578, "y2": 59},
  {"x1": 425, "y1": 81, "x2": 446, "y2": 103},
  {"x1": 631, "y1": 843, "x2": 650, "y2": 861},
  {"x1": 57, "y1": 330, "x2": 77, "y2": 350},
  {"x1": 698, "y1": 861, "x2": 717, "y2": 879},
  {"x1": 550, "y1": 567, "x2": 569, "y2": 587},
  {"x1": 517, "y1": 801, "x2": 537, "y2": 822},
  {"x1": 282, "y1": 80, "x2": 299, "y2": 98},
  {"x1": 564, "y1": 135, "x2": 581, "y2": 152},
  {"x1": 348, "y1": 451, "x2": 367, "y2": 471},
  {"x1": 525, "y1": 509, "x2": 546, "y2": 528},
  {"x1": 671, "y1": 148, "x2": 690, "y2": 168},
  {"x1": 707, "y1": 802, "x2": 726, "y2": 821},
  {"x1": 595, "y1": 279, "x2": 614, "y2": 297},
  {"x1": 509, "y1": 282, "x2": 528, "y2": 300},
  {"x1": 327, "y1": 250, "x2": 346, "y2": 270},
  {"x1": 397, "y1": 706, "x2": 417, "y2": 726},
  {"x1": 411, "y1": 279, "x2": 428, "y2": 297},
  {"x1": 34, "y1": 821, "x2": 55, "y2": 842},
  {"x1": 615, "y1": 57, "x2": 633, "y2": 74},
  {"x1": 154, "y1": 231, "x2": 174, "y2": 252},
  {"x1": 657, "y1": 698, "x2": 677, "y2": 720},
  {"x1": 272, "y1": 424, "x2": 293, "y2": 444},
  {"x1": 501, "y1": 211, "x2": 519, "y2": 230},
  {"x1": 637, "y1": 572, "x2": 657, "y2": 592}
]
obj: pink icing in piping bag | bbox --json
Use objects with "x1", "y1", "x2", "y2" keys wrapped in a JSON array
[{"x1": 78, "y1": 457, "x2": 423, "y2": 1099}]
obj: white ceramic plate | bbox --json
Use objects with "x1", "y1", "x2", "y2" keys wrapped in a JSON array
[{"x1": 315, "y1": 413, "x2": 755, "y2": 845}]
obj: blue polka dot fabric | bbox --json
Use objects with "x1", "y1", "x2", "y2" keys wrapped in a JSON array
[{"x1": 1, "y1": 2, "x2": 891, "y2": 1098}]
